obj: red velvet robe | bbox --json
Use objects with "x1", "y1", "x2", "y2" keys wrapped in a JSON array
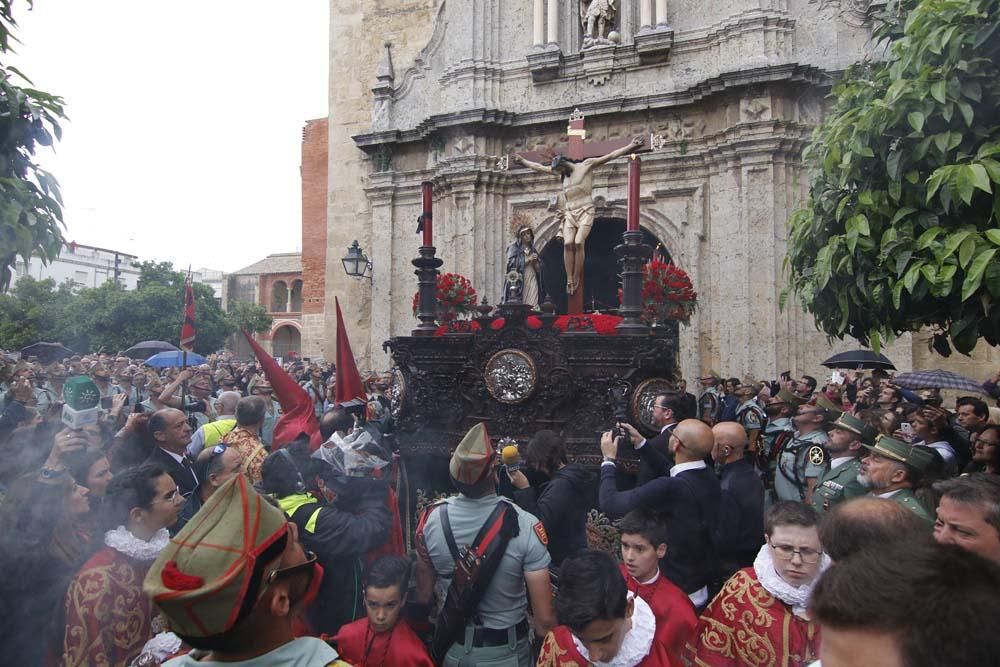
[
  {"x1": 332, "y1": 617, "x2": 433, "y2": 667},
  {"x1": 687, "y1": 568, "x2": 820, "y2": 667},
  {"x1": 62, "y1": 546, "x2": 156, "y2": 667},
  {"x1": 619, "y1": 564, "x2": 698, "y2": 662},
  {"x1": 538, "y1": 624, "x2": 681, "y2": 667}
]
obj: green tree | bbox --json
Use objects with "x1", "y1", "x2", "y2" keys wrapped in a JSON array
[
  {"x1": 0, "y1": 263, "x2": 234, "y2": 354},
  {"x1": 0, "y1": 1, "x2": 68, "y2": 291},
  {"x1": 227, "y1": 300, "x2": 272, "y2": 334},
  {"x1": 786, "y1": 0, "x2": 1000, "y2": 355}
]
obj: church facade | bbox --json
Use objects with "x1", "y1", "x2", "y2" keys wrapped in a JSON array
[{"x1": 314, "y1": 0, "x2": 923, "y2": 380}]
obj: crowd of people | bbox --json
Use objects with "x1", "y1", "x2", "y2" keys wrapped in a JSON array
[{"x1": 0, "y1": 348, "x2": 998, "y2": 666}]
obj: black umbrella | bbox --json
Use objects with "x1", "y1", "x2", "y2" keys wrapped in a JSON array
[
  {"x1": 124, "y1": 340, "x2": 179, "y2": 359},
  {"x1": 20, "y1": 342, "x2": 75, "y2": 364},
  {"x1": 821, "y1": 350, "x2": 896, "y2": 371}
]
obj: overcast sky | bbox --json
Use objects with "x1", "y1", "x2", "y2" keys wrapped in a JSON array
[{"x1": 11, "y1": 0, "x2": 329, "y2": 273}]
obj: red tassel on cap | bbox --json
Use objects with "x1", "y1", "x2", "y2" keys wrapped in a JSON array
[{"x1": 162, "y1": 560, "x2": 204, "y2": 591}]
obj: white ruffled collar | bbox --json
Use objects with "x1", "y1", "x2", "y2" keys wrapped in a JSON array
[
  {"x1": 103, "y1": 525, "x2": 170, "y2": 562},
  {"x1": 753, "y1": 544, "x2": 830, "y2": 618},
  {"x1": 572, "y1": 594, "x2": 656, "y2": 667}
]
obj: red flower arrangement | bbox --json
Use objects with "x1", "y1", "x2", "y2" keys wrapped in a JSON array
[
  {"x1": 412, "y1": 272, "x2": 478, "y2": 322},
  {"x1": 630, "y1": 260, "x2": 698, "y2": 325}
]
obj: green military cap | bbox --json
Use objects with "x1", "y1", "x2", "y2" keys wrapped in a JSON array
[
  {"x1": 830, "y1": 413, "x2": 877, "y2": 446},
  {"x1": 449, "y1": 422, "x2": 494, "y2": 486},
  {"x1": 776, "y1": 388, "x2": 805, "y2": 407},
  {"x1": 815, "y1": 394, "x2": 844, "y2": 419},
  {"x1": 862, "y1": 434, "x2": 936, "y2": 472},
  {"x1": 144, "y1": 475, "x2": 292, "y2": 641}
]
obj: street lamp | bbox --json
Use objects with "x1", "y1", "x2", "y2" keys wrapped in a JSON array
[{"x1": 342, "y1": 240, "x2": 373, "y2": 280}]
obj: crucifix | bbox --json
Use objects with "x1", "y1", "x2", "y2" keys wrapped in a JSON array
[{"x1": 508, "y1": 109, "x2": 653, "y2": 314}]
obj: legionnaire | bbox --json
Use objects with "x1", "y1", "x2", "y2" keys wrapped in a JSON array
[
  {"x1": 697, "y1": 375, "x2": 723, "y2": 425},
  {"x1": 734, "y1": 381, "x2": 767, "y2": 453},
  {"x1": 414, "y1": 423, "x2": 555, "y2": 666},
  {"x1": 761, "y1": 389, "x2": 801, "y2": 457},
  {"x1": 815, "y1": 393, "x2": 844, "y2": 420},
  {"x1": 774, "y1": 404, "x2": 830, "y2": 504},
  {"x1": 857, "y1": 434, "x2": 936, "y2": 522},
  {"x1": 812, "y1": 414, "x2": 872, "y2": 514}
]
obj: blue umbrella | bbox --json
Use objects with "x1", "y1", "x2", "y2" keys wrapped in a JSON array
[{"x1": 144, "y1": 350, "x2": 207, "y2": 368}]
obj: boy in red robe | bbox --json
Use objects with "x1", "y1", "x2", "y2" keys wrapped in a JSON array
[
  {"x1": 618, "y1": 511, "x2": 698, "y2": 661},
  {"x1": 538, "y1": 549, "x2": 681, "y2": 667},
  {"x1": 688, "y1": 501, "x2": 827, "y2": 666},
  {"x1": 332, "y1": 555, "x2": 433, "y2": 667}
]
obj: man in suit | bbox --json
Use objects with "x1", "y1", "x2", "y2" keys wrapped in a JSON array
[
  {"x1": 677, "y1": 379, "x2": 698, "y2": 421},
  {"x1": 599, "y1": 418, "x2": 721, "y2": 610},
  {"x1": 711, "y1": 422, "x2": 765, "y2": 578},
  {"x1": 812, "y1": 413, "x2": 872, "y2": 514},
  {"x1": 622, "y1": 391, "x2": 684, "y2": 484},
  {"x1": 147, "y1": 408, "x2": 199, "y2": 497}
]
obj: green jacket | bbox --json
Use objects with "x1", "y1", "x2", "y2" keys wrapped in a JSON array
[
  {"x1": 887, "y1": 487, "x2": 934, "y2": 523},
  {"x1": 812, "y1": 458, "x2": 866, "y2": 514}
]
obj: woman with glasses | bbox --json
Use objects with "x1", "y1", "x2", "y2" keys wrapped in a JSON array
[
  {"x1": 689, "y1": 501, "x2": 828, "y2": 666},
  {"x1": 62, "y1": 463, "x2": 183, "y2": 667}
]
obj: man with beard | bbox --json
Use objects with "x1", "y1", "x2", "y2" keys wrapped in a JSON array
[
  {"x1": 857, "y1": 434, "x2": 935, "y2": 522},
  {"x1": 812, "y1": 413, "x2": 873, "y2": 514},
  {"x1": 774, "y1": 404, "x2": 829, "y2": 504}
]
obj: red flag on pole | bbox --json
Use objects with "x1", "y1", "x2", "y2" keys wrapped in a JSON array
[
  {"x1": 242, "y1": 330, "x2": 322, "y2": 450},
  {"x1": 335, "y1": 297, "x2": 366, "y2": 407},
  {"x1": 180, "y1": 277, "x2": 196, "y2": 352}
]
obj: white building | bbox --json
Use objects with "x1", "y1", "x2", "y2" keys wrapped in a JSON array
[
  {"x1": 192, "y1": 267, "x2": 224, "y2": 301},
  {"x1": 15, "y1": 241, "x2": 141, "y2": 290}
]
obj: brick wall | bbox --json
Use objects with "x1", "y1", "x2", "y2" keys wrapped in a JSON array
[{"x1": 301, "y1": 118, "x2": 328, "y2": 318}]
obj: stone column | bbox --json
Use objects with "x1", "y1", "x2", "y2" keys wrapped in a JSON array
[
  {"x1": 639, "y1": 0, "x2": 653, "y2": 28},
  {"x1": 533, "y1": 0, "x2": 545, "y2": 45},
  {"x1": 655, "y1": 0, "x2": 668, "y2": 24},
  {"x1": 547, "y1": 0, "x2": 558, "y2": 45}
]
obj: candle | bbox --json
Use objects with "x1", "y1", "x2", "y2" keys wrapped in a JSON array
[
  {"x1": 421, "y1": 181, "x2": 434, "y2": 247},
  {"x1": 627, "y1": 155, "x2": 640, "y2": 232}
]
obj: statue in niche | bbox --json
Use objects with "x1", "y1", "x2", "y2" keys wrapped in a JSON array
[
  {"x1": 502, "y1": 220, "x2": 545, "y2": 308},
  {"x1": 581, "y1": 0, "x2": 617, "y2": 46}
]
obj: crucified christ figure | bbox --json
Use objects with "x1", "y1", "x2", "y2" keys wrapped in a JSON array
[{"x1": 514, "y1": 135, "x2": 644, "y2": 295}]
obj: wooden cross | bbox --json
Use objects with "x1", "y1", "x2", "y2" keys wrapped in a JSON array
[{"x1": 503, "y1": 109, "x2": 654, "y2": 314}]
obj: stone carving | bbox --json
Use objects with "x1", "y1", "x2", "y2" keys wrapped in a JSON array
[
  {"x1": 741, "y1": 95, "x2": 771, "y2": 122},
  {"x1": 581, "y1": 0, "x2": 618, "y2": 48},
  {"x1": 514, "y1": 136, "x2": 644, "y2": 295}
]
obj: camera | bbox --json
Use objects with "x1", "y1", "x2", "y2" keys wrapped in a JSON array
[
  {"x1": 612, "y1": 416, "x2": 628, "y2": 442},
  {"x1": 183, "y1": 399, "x2": 207, "y2": 413}
]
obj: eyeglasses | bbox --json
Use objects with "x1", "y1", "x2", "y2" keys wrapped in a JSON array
[
  {"x1": 652, "y1": 403, "x2": 669, "y2": 411},
  {"x1": 266, "y1": 550, "x2": 318, "y2": 589},
  {"x1": 768, "y1": 540, "x2": 821, "y2": 563},
  {"x1": 157, "y1": 487, "x2": 182, "y2": 504}
]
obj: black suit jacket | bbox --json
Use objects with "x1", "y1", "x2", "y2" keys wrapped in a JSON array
[
  {"x1": 637, "y1": 424, "x2": 676, "y2": 485},
  {"x1": 147, "y1": 447, "x2": 199, "y2": 498},
  {"x1": 600, "y1": 463, "x2": 721, "y2": 595}
]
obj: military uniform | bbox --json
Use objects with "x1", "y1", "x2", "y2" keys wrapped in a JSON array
[
  {"x1": 698, "y1": 386, "x2": 722, "y2": 425},
  {"x1": 861, "y1": 434, "x2": 937, "y2": 523},
  {"x1": 812, "y1": 458, "x2": 865, "y2": 513},
  {"x1": 774, "y1": 429, "x2": 828, "y2": 503},
  {"x1": 416, "y1": 423, "x2": 551, "y2": 667},
  {"x1": 812, "y1": 413, "x2": 874, "y2": 514},
  {"x1": 881, "y1": 487, "x2": 934, "y2": 522},
  {"x1": 735, "y1": 397, "x2": 767, "y2": 451}
]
